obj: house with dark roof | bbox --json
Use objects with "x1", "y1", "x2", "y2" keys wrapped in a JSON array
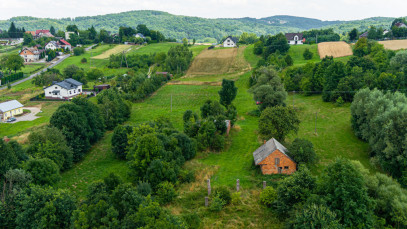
[
  {"x1": 0, "y1": 100, "x2": 24, "y2": 121},
  {"x1": 223, "y1": 36, "x2": 238, "y2": 47},
  {"x1": 44, "y1": 78, "x2": 83, "y2": 100},
  {"x1": 134, "y1": 33, "x2": 146, "y2": 39},
  {"x1": 395, "y1": 22, "x2": 407, "y2": 28},
  {"x1": 253, "y1": 138, "x2": 297, "y2": 175},
  {"x1": 359, "y1": 31, "x2": 369, "y2": 38},
  {"x1": 285, "y1": 33, "x2": 304, "y2": 45}
]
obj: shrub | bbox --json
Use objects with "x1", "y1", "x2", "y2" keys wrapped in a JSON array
[
  {"x1": 81, "y1": 57, "x2": 87, "y2": 63},
  {"x1": 209, "y1": 194, "x2": 226, "y2": 212},
  {"x1": 231, "y1": 192, "x2": 242, "y2": 205},
  {"x1": 179, "y1": 169, "x2": 195, "y2": 183},
  {"x1": 303, "y1": 48, "x2": 313, "y2": 60},
  {"x1": 156, "y1": 181, "x2": 177, "y2": 205},
  {"x1": 182, "y1": 213, "x2": 201, "y2": 229},
  {"x1": 24, "y1": 158, "x2": 60, "y2": 186},
  {"x1": 259, "y1": 186, "x2": 277, "y2": 207},
  {"x1": 288, "y1": 138, "x2": 318, "y2": 166},
  {"x1": 73, "y1": 47, "x2": 85, "y2": 56},
  {"x1": 136, "y1": 181, "x2": 152, "y2": 196},
  {"x1": 336, "y1": 96, "x2": 344, "y2": 107},
  {"x1": 214, "y1": 186, "x2": 231, "y2": 205}
]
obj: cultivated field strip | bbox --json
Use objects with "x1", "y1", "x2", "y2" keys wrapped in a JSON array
[
  {"x1": 318, "y1": 41, "x2": 353, "y2": 59},
  {"x1": 378, "y1": 39, "x2": 407, "y2": 50}
]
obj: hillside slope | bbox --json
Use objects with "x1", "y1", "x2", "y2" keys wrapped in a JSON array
[{"x1": 0, "y1": 11, "x2": 401, "y2": 41}]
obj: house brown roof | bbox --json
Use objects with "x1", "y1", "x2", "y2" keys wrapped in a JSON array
[
  {"x1": 285, "y1": 33, "x2": 303, "y2": 41},
  {"x1": 253, "y1": 138, "x2": 294, "y2": 165}
]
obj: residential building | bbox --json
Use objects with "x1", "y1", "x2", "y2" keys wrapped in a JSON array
[
  {"x1": 134, "y1": 33, "x2": 146, "y2": 39},
  {"x1": 45, "y1": 41, "x2": 59, "y2": 50},
  {"x1": 35, "y1": 30, "x2": 53, "y2": 38},
  {"x1": 285, "y1": 33, "x2": 304, "y2": 45},
  {"x1": 0, "y1": 100, "x2": 24, "y2": 121},
  {"x1": 395, "y1": 22, "x2": 407, "y2": 28},
  {"x1": 44, "y1": 78, "x2": 83, "y2": 100},
  {"x1": 223, "y1": 36, "x2": 238, "y2": 47},
  {"x1": 65, "y1": 31, "x2": 76, "y2": 40},
  {"x1": 19, "y1": 47, "x2": 41, "y2": 62},
  {"x1": 58, "y1": 39, "x2": 72, "y2": 50},
  {"x1": 253, "y1": 138, "x2": 297, "y2": 175}
]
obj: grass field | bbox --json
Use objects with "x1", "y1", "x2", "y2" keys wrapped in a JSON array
[
  {"x1": 318, "y1": 41, "x2": 353, "y2": 58},
  {"x1": 379, "y1": 39, "x2": 407, "y2": 50},
  {"x1": 288, "y1": 44, "x2": 321, "y2": 65},
  {"x1": 21, "y1": 63, "x2": 47, "y2": 75},
  {"x1": 186, "y1": 47, "x2": 250, "y2": 77},
  {"x1": 92, "y1": 45, "x2": 133, "y2": 59},
  {"x1": 128, "y1": 43, "x2": 209, "y2": 57}
]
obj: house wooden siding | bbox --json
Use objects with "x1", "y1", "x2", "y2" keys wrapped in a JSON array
[{"x1": 257, "y1": 149, "x2": 297, "y2": 175}]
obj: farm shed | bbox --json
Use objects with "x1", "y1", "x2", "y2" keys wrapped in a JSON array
[
  {"x1": 0, "y1": 100, "x2": 24, "y2": 122},
  {"x1": 253, "y1": 138, "x2": 296, "y2": 175},
  {"x1": 94, "y1": 84, "x2": 111, "y2": 92}
]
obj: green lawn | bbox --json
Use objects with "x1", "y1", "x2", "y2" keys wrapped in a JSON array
[
  {"x1": 21, "y1": 63, "x2": 47, "y2": 75},
  {"x1": 288, "y1": 44, "x2": 321, "y2": 66},
  {"x1": 243, "y1": 44, "x2": 261, "y2": 68},
  {"x1": 128, "y1": 42, "x2": 208, "y2": 57}
]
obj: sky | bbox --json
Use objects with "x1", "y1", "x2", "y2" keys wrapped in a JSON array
[{"x1": 0, "y1": 0, "x2": 406, "y2": 21}]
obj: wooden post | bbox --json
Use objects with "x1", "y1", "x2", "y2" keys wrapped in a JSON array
[
  {"x1": 205, "y1": 197, "x2": 208, "y2": 207},
  {"x1": 236, "y1": 179, "x2": 240, "y2": 192},
  {"x1": 263, "y1": 181, "x2": 266, "y2": 189},
  {"x1": 207, "y1": 179, "x2": 211, "y2": 196}
]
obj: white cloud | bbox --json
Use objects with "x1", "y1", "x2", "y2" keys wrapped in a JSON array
[{"x1": 0, "y1": 0, "x2": 406, "y2": 21}]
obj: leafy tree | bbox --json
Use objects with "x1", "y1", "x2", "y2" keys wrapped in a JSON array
[
  {"x1": 5, "y1": 54, "x2": 24, "y2": 73},
  {"x1": 303, "y1": 48, "x2": 313, "y2": 60},
  {"x1": 349, "y1": 28, "x2": 358, "y2": 41},
  {"x1": 218, "y1": 79, "x2": 237, "y2": 107},
  {"x1": 263, "y1": 33, "x2": 290, "y2": 59},
  {"x1": 32, "y1": 70, "x2": 63, "y2": 86},
  {"x1": 259, "y1": 106, "x2": 300, "y2": 142},
  {"x1": 165, "y1": 45, "x2": 193, "y2": 74},
  {"x1": 289, "y1": 204, "x2": 342, "y2": 229},
  {"x1": 50, "y1": 26, "x2": 56, "y2": 35},
  {"x1": 97, "y1": 87, "x2": 131, "y2": 130},
  {"x1": 87, "y1": 68, "x2": 104, "y2": 80},
  {"x1": 288, "y1": 138, "x2": 318, "y2": 166},
  {"x1": 156, "y1": 181, "x2": 177, "y2": 205},
  {"x1": 285, "y1": 54, "x2": 293, "y2": 66},
  {"x1": 0, "y1": 139, "x2": 26, "y2": 177},
  {"x1": 319, "y1": 158, "x2": 374, "y2": 227},
  {"x1": 14, "y1": 186, "x2": 76, "y2": 229},
  {"x1": 63, "y1": 64, "x2": 86, "y2": 82},
  {"x1": 253, "y1": 40, "x2": 264, "y2": 55},
  {"x1": 275, "y1": 166, "x2": 316, "y2": 214},
  {"x1": 26, "y1": 126, "x2": 73, "y2": 171},
  {"x1": 23, "y1": 158, "x2": 61, "y2": 185},
  {"x1": 112, "y1": 125, "x2": 133, "y2": 160},
  {"x1": 23, "y1": 33, "x2": 33, "y2": 45},
  {"x1": 66, "y1": 24, "x2": 79, "y2": 33},
  {"x1": 73, "y1": 46, "x2": 85, "y2": 56},
  {"x1": 200, "y1": 100, "x2": 225, "y2": 118}
]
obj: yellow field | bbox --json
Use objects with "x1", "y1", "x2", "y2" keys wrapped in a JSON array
[
  {"x1": 318, "y1": 41, "x2": 353, "y2": 59},
  {"x1": 378, "y1": 40, "x2": 407, "y2": 50},
  {"x1": 185, "y1": 47, "x2": 250, "y2": 77},
  {"x1": 92, "y1": 45, "x2": 133, "y2": 59}
]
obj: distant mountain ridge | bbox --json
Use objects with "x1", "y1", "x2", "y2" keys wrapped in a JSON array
[{"x1": 0, "y1": 10, "x2": 399, "y2": 41}]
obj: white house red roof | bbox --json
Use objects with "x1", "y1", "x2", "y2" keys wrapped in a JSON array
[{"x1": 36, "y1": 30, "x2": 50, "y2": 35}]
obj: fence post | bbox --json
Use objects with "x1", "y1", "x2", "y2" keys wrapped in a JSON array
[
  {"x1": 263, "y1": 181, "x2": 266, "y2": 189},
  {"x1": 236, "y1": 179, "x2": 240, "y2": 192},
  {"x1": 205, "y1": 197, "x2": 208, "y2": 207},
  {"x1": 207, "y1": 179, "x2": 211, "y2": 196}
]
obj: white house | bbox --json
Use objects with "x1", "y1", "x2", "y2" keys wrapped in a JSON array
[
  {"x1": 45, "y1": 41, "x2": 59, "y2": 50},
  {"x1": 44, "y1": 78, "x2": 83, "y2": 100},
  {"x1": 65, "y1": 31, "x2": 76, "y2": 40},
  {"x1": 395, "y1": 22, "x2": 407, "y2": 28},
  {"x1": 58, "y1": 39, "x2": 72, "y2": 51},
  {"x1": 134, "y1": 33, "x2": 146, "y2": 39},
  {"x1": 285, "y1": 33, "x2": 304, "y2": 45},
  {"x1": 223, "y1": 36, "x2": 238, "y2": 48}
]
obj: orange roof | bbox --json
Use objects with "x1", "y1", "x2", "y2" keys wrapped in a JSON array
[{"x1": 25, "y1": 31, "x2": 36, "y2": 36}]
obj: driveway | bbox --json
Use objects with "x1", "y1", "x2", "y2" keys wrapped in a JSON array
[{"x1": 13, "y1": 107, "x2": 41, "y2": 123}]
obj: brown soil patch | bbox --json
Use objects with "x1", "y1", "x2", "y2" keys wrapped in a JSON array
[{"x1": 318, "y1": 41, "x2": 353, "y2": 58}]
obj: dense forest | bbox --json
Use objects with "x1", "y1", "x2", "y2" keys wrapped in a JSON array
[{"x1": 0, "y1": 10, "x2": 399, "y2": 41}]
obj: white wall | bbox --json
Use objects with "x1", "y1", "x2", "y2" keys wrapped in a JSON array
[
  {"x1": 45, "y1": 43, "x2": 58, "y2": 50},
  {"x1": 44, "y1": 85, "x2": 82, "y2": 99},
  {"x1": 223, "y1": 38, "x2": 236, "y2": 47}
]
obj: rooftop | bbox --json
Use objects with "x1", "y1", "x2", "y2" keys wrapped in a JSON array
[
  {"x1": 0, "y1": 100, "x2": 24, "y2": 113},
  {"x1": 253, "y1": 138, "x2": 294, "y2": 165}
]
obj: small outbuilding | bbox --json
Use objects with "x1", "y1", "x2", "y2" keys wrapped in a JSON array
[
  {"x1": 0, "y1": 100, "x2": 24, "y2": 122},
  {"x1": 94, "y1": 84, "x2": 111, "y2": 92},
  {"x1": 253, "y1": 138, "x2": 297, "y2": 175}
]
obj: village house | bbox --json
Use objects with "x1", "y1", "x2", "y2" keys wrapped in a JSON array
[
  {"x1": 285, "y1": 33, "x2": 304, "y2": 45},
  {"x1": 44, "y1": 78, "x2": 83, "y2": 100},
  {"x1": 19, "y1": 47, "x2": 42, "y2": 62},
  {"x1": 134, "y1": 33, "x2": 146, "y2": 39},
  {"x1": 223, "y1": 36, "x2": 238, "y2": 47},
  {"x1": 253, "y1": 138, "x2": 297, "y2": 175},
  {"x1": 45, "y1": 41, "x2": 59, "y2": 50},
  {"x1": 395, "y1": 22, "x2": 407, "y2": 28},
  {"x1": 65, "y1": 31, "x2": 76, "y2": 40},
  {"x1": 35, "y1": 30, "x2": 53, "y2": 38},
  {"x1": 0, "y1": 100, "x2": 24, "y2": 122},
  {"x1": 58, "y1": 39, "x2": 72, "y2": 50}
]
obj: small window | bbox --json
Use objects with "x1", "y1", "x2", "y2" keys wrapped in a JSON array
[
  {"x1": 55, "y1": 87, "x2": 57, "y2": 89},
  {"x1": 284, "y1": 166, "x2": 289, "y2": 169},
  {"x1": 275, "y1": 158, "x2": 280, "y2": 165},
  {"x1": 69, "y1": 91, "x2": 72, "y2": 94},
  {"x1": 49, "y1": 92, "x2": 51, "y2": 94}
]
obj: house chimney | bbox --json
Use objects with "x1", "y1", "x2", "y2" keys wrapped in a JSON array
[{"x1": 263, "y1": 140, "x2": 266, "y2": 145}]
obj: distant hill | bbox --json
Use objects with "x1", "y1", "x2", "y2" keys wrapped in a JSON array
[{"x1": 0, "y1": 10, "x2": 400, "y2": 41}]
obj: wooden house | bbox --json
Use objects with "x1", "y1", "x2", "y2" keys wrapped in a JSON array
[{"x1": 253, "y1": 138, "x2": 296, "y2": 175}]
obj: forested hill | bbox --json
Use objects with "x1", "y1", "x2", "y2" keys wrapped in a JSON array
[{"x1": 0, "y1": 10, "x2": 398, "y2": 41}]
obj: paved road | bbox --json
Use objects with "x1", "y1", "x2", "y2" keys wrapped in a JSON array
[{"x1": 0, "y1": 44, "x2": 97, "y2": 91}]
